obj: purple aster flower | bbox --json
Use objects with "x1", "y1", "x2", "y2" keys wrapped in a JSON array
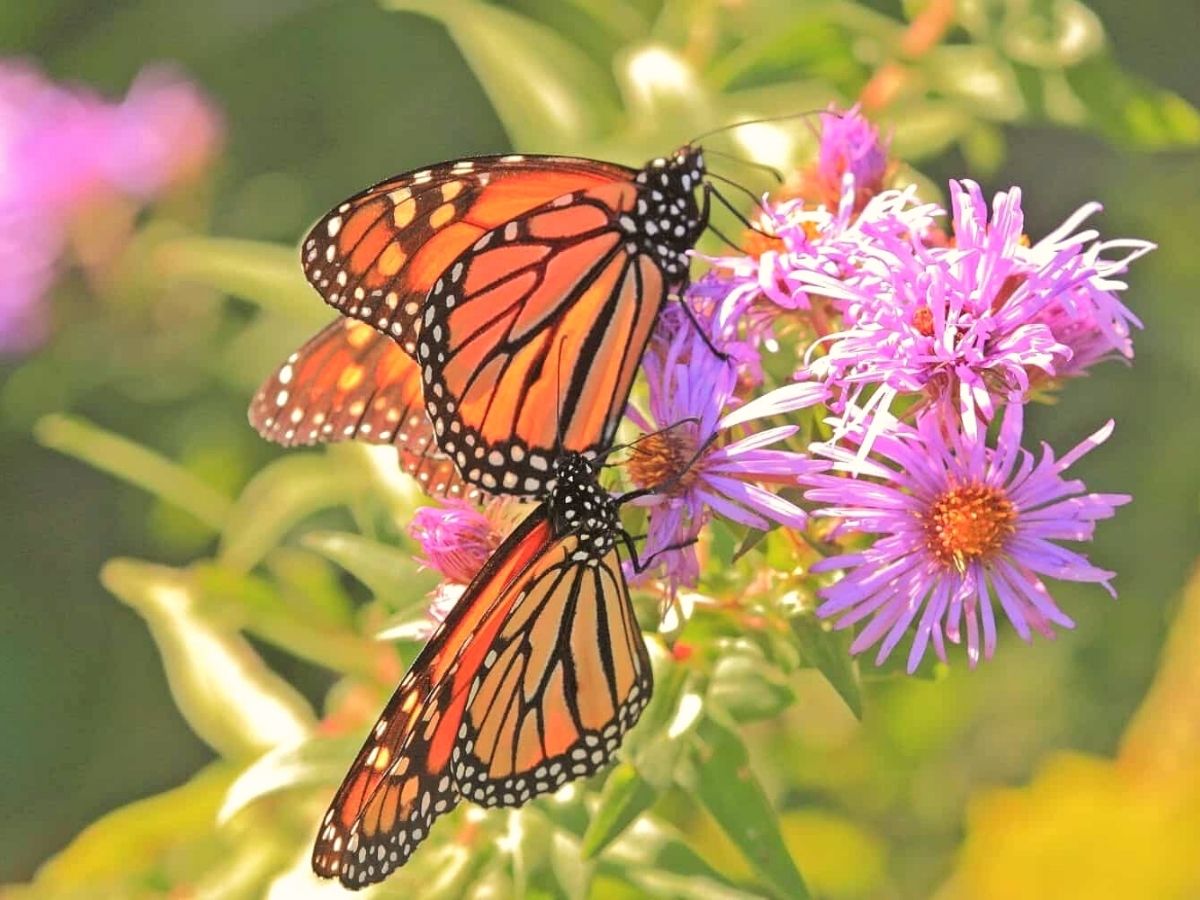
[
  {"x1": 799, "y1": 179, "x2": 1150, "y2": 442},
  {"x1": 809, "y1": 104, "x2": 892, "y2": 211},
  {"x1": 0, "y1": 60, "x2": 221, "y2": 353},
  {"x1": 693, "y1": 186, "x2": 940, "y2": 353},
  {"x1": 624, "y1": 309, "x2": 828, "y2": 596},
  {"x1": 408, "y1": 499, "x2": 518, "y2": 585},
  {"x1": 803, "y1": 403, "x2": 1130, "y2": 672}
]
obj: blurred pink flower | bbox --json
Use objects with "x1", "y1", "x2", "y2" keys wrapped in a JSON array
[{"x1": 0, "y1": 60, "x2": 222, "y2": 353}]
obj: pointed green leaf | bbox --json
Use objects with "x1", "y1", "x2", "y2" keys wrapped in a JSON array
[
  {"x1": 1066, "y1": 55, "x2": 1200, "y2": 149},
  {"x1": 581, "y1": 763, "x2": 659, "y2": 859},
  {"x1": 386, "y1": 0, "x2": 619, "y2": 148},
  {"x1": 193, "y1": 563, "x2": 387, "y2": 679},
  {"x1": 34, "y1": 414, "x2": 232, "y2": 531},
  {"x1": 301, "y1": 529, "x2": 431, "y2": 604},
  {"x1": 218, "y1": 453, "x2": 370, "y2": 573},
  {"x1": 219, "y1": 734, "x2": 361, "y2": 822},
  {"x1": 790, "y1": 613, "x2": 862, "y2": 719},
  {"x1": 32, "y1": 762, "x2": 237, "y2": 891},
  {"x1": 690, "y1": 715, "x2": 810, "y2": 900},
  {"x1": 708, "y1": 648, "x2": 796, "y2": 723},
  {"x1": 102, "y1": 559, "x2": 315, "y2": 758},
  {"x1": 156, "y1": 236, "x2": 324, "y2": 321}
]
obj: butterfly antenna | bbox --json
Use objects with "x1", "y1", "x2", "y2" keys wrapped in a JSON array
[
  {"x1": 702, "y1": 147, "x2": 785, "y2": 185},
  {"x1": 602, "y1": 416, "x2": 702, "y2": 464},
  {"x1": 615, "y1": 421, "x2": 718, "y2": 506},
  {"x1": 686, "y1": 108, "x2": 834, "y2": 146}
]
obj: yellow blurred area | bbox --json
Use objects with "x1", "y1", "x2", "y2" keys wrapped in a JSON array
[{"x1": 940, "y1": 563, "x2": 1200, "y2": 899}]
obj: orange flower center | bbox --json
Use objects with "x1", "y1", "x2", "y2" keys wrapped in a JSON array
[
  {"x1": 912, "y1": 306, "x2": 935, "y2": 337},
  {"x1": 628, "y1": 429, "x2": 701, "y2": 496},
  {"x1": 923, "y1": 482, "x2": 1016, "y2": 569}
]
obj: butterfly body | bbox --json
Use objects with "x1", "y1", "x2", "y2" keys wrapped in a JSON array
[{"x1": 313, "y1": 453, "x2": 652, "y2": 888}]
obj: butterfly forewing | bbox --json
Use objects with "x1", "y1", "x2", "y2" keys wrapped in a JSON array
[{"x1": 301, "y1": 156, "x2": 633, "y2": 356}]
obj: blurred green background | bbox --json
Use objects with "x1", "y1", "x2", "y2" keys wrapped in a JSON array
[{"x1": 2, "y1": 1, "x2": 1198, "y2": 897}]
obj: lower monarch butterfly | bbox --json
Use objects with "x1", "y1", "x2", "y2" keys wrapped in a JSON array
[
  {"x1": 283, "y1": 147, "x2": 721, "y2": 500},
  {"x1": 311, "y1": 450, "x2": 685, "y2": 888}
]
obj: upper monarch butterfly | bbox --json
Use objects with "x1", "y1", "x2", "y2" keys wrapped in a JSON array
[
  {"x1": 311, "y1": 450, "x2": 684, "y2": 889},
  {"x1": 286, "y1": 147, "x2": 715, "y2": 498}
]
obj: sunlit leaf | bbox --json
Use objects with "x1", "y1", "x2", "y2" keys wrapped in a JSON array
[
  {"x1": 156, "y1": 235, "x2": 325, "y2": 322},
  {"x1": 301, "y1": 529, "x2": 431, "y2": 603},
  {"x1": 1000, "y1": 0, "x2": 1105, "y2": 69},
  {"x1": 690, "y1": 715, "x2": 810, "y2": 899},
  {"x1": 102, "y1": 559, "x2": 315, "y2": 757},
  {"x1": 385, "y1": 0, "x2": 619, "y2": 148},
  {"x1": 219, "y1": 735, "x2": 361, "y2": 823},
  {"x1": 193, "y1": 563, "x2": 391, "y2": 679},
  {"x1": 218, "y1": 453, "x2": 370, "y2": 573},
  {"x1": 1066, "y1": 56, "x2": 1200, "y2": 149},
  {"x1": 707, "y1": 13, "x2": 864, "y2": 93},
  {"x1": 790, "y1": 613, "x2": 863, "y2": 719},
  {"x1": 34, "y1": 414, "x2": 232, "y2": 531},
  {"x1": 926, "y1": 46, "x2": 1024, "y2": 121},
  {"x1": 30, "y1": 763, "x2": 236, "y2": 890},
  {"x1": 581, "y1": 763, "x2": 659, "y2": 860},
  {"x1": 708, "y1": 647, "x2": 796, "y2": 723}
]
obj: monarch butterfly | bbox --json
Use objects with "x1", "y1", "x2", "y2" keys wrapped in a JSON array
[
  {"x1": 248, "y1": 318, "x2": 475, "y2": 500},
  {"x1": 312, "y1": 452, "x2": 664, "y2": 888},
  {"x1": 289, "y1": 148, "x2": 712, "y2": 498}
]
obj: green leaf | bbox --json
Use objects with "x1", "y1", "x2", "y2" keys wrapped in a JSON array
[
  {"x1": 707, "y1": 12, "x2": 863, "y2": 93},
  {"x1": 690, "y1": 715, "x2": 810, "y2": 900},
  {"x1": 217, "y1": 453, "x2": 370, "y2": 573},
  {"x1": 301, "y1": 529, "x2": 430, "y2": 604},
  {"x1": 31, "y1": 763, "x2": 237, "y2": 891},
  {"x1": 789, "y1": 613, "x2": 863, "y2": 719},
  {"x1": 101, "y1": 559, "x2": 316, "y2": 758},
  {"x1": 34, "y1": 414, "x2": 232, "y2": 531},
  {"x1": 1066, "y1": 56, "x2": 1200, "y2": 149},
  {"x1": 155, "y1": 235, "x2": 324, "y2": 322},
  {"x1": 219, "y1": 734, "x2": 362, "y2": 822},
  {"x1": 581, "y1": 763, "x2": 659, "y2": 859},
  {"x1": 386, "y1": 0, "x2": 620, "y2": 149},
  {"x1": 193, "y1": 563, "x2": 387, "y2": 679},
  {"x1": 708, "y1": 647, "x2": 796, "y2": 723}
]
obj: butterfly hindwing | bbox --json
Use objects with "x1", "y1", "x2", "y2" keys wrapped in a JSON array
[
  {"x1": 453, "y1": 540, "x2": 652, "y2": 806},
  {"x1": 248, "y1": 318, "x2": 475, "y2": 499},
  {"x1": 418, "y1": 180, "x2": 671, "y2": 496}
]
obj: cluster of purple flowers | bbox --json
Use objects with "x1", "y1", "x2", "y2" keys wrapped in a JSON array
[
  {"x1": 0, "y1": 60, "x2": 221, "y2": 352},
  {"x1": 410, "y1": 106, "x2": 1149, "y2": 673}
]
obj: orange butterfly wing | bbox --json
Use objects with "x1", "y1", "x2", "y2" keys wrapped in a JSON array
[
  {"x1": 418, "y1": 182, "x2": 669, "y2": 495},
  {"x1": 313, "y1": 509, "x2": 557, "y2": 887},
  {"x1": 454, "y1": 540, "x2": 651, "y2": 807},
  {"x1": 248, "y1": 318, "x2": 474, "y2": 500},
  {"x1": 313, "y1": 496, "x2": 651, "y2": 887},
  {"x1": 301, "y1": 156, "x2": 633, "y2": 356}
]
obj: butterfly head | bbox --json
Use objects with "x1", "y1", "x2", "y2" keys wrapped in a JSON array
[
  {"x1": 629, "y1": 146, "x2": 708, "y2": 282},
  {"x1": 548, "y1": 453, "x2": 619, "y2": 557}
]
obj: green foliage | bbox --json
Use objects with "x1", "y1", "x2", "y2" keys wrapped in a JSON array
[{"x1": 10, "y1": 0, "x2": 1197, "y2": 897}]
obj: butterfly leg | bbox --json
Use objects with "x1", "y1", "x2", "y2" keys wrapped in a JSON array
[{"x1": 620, "y1": 529, "x2": 700, "y2": 575}]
